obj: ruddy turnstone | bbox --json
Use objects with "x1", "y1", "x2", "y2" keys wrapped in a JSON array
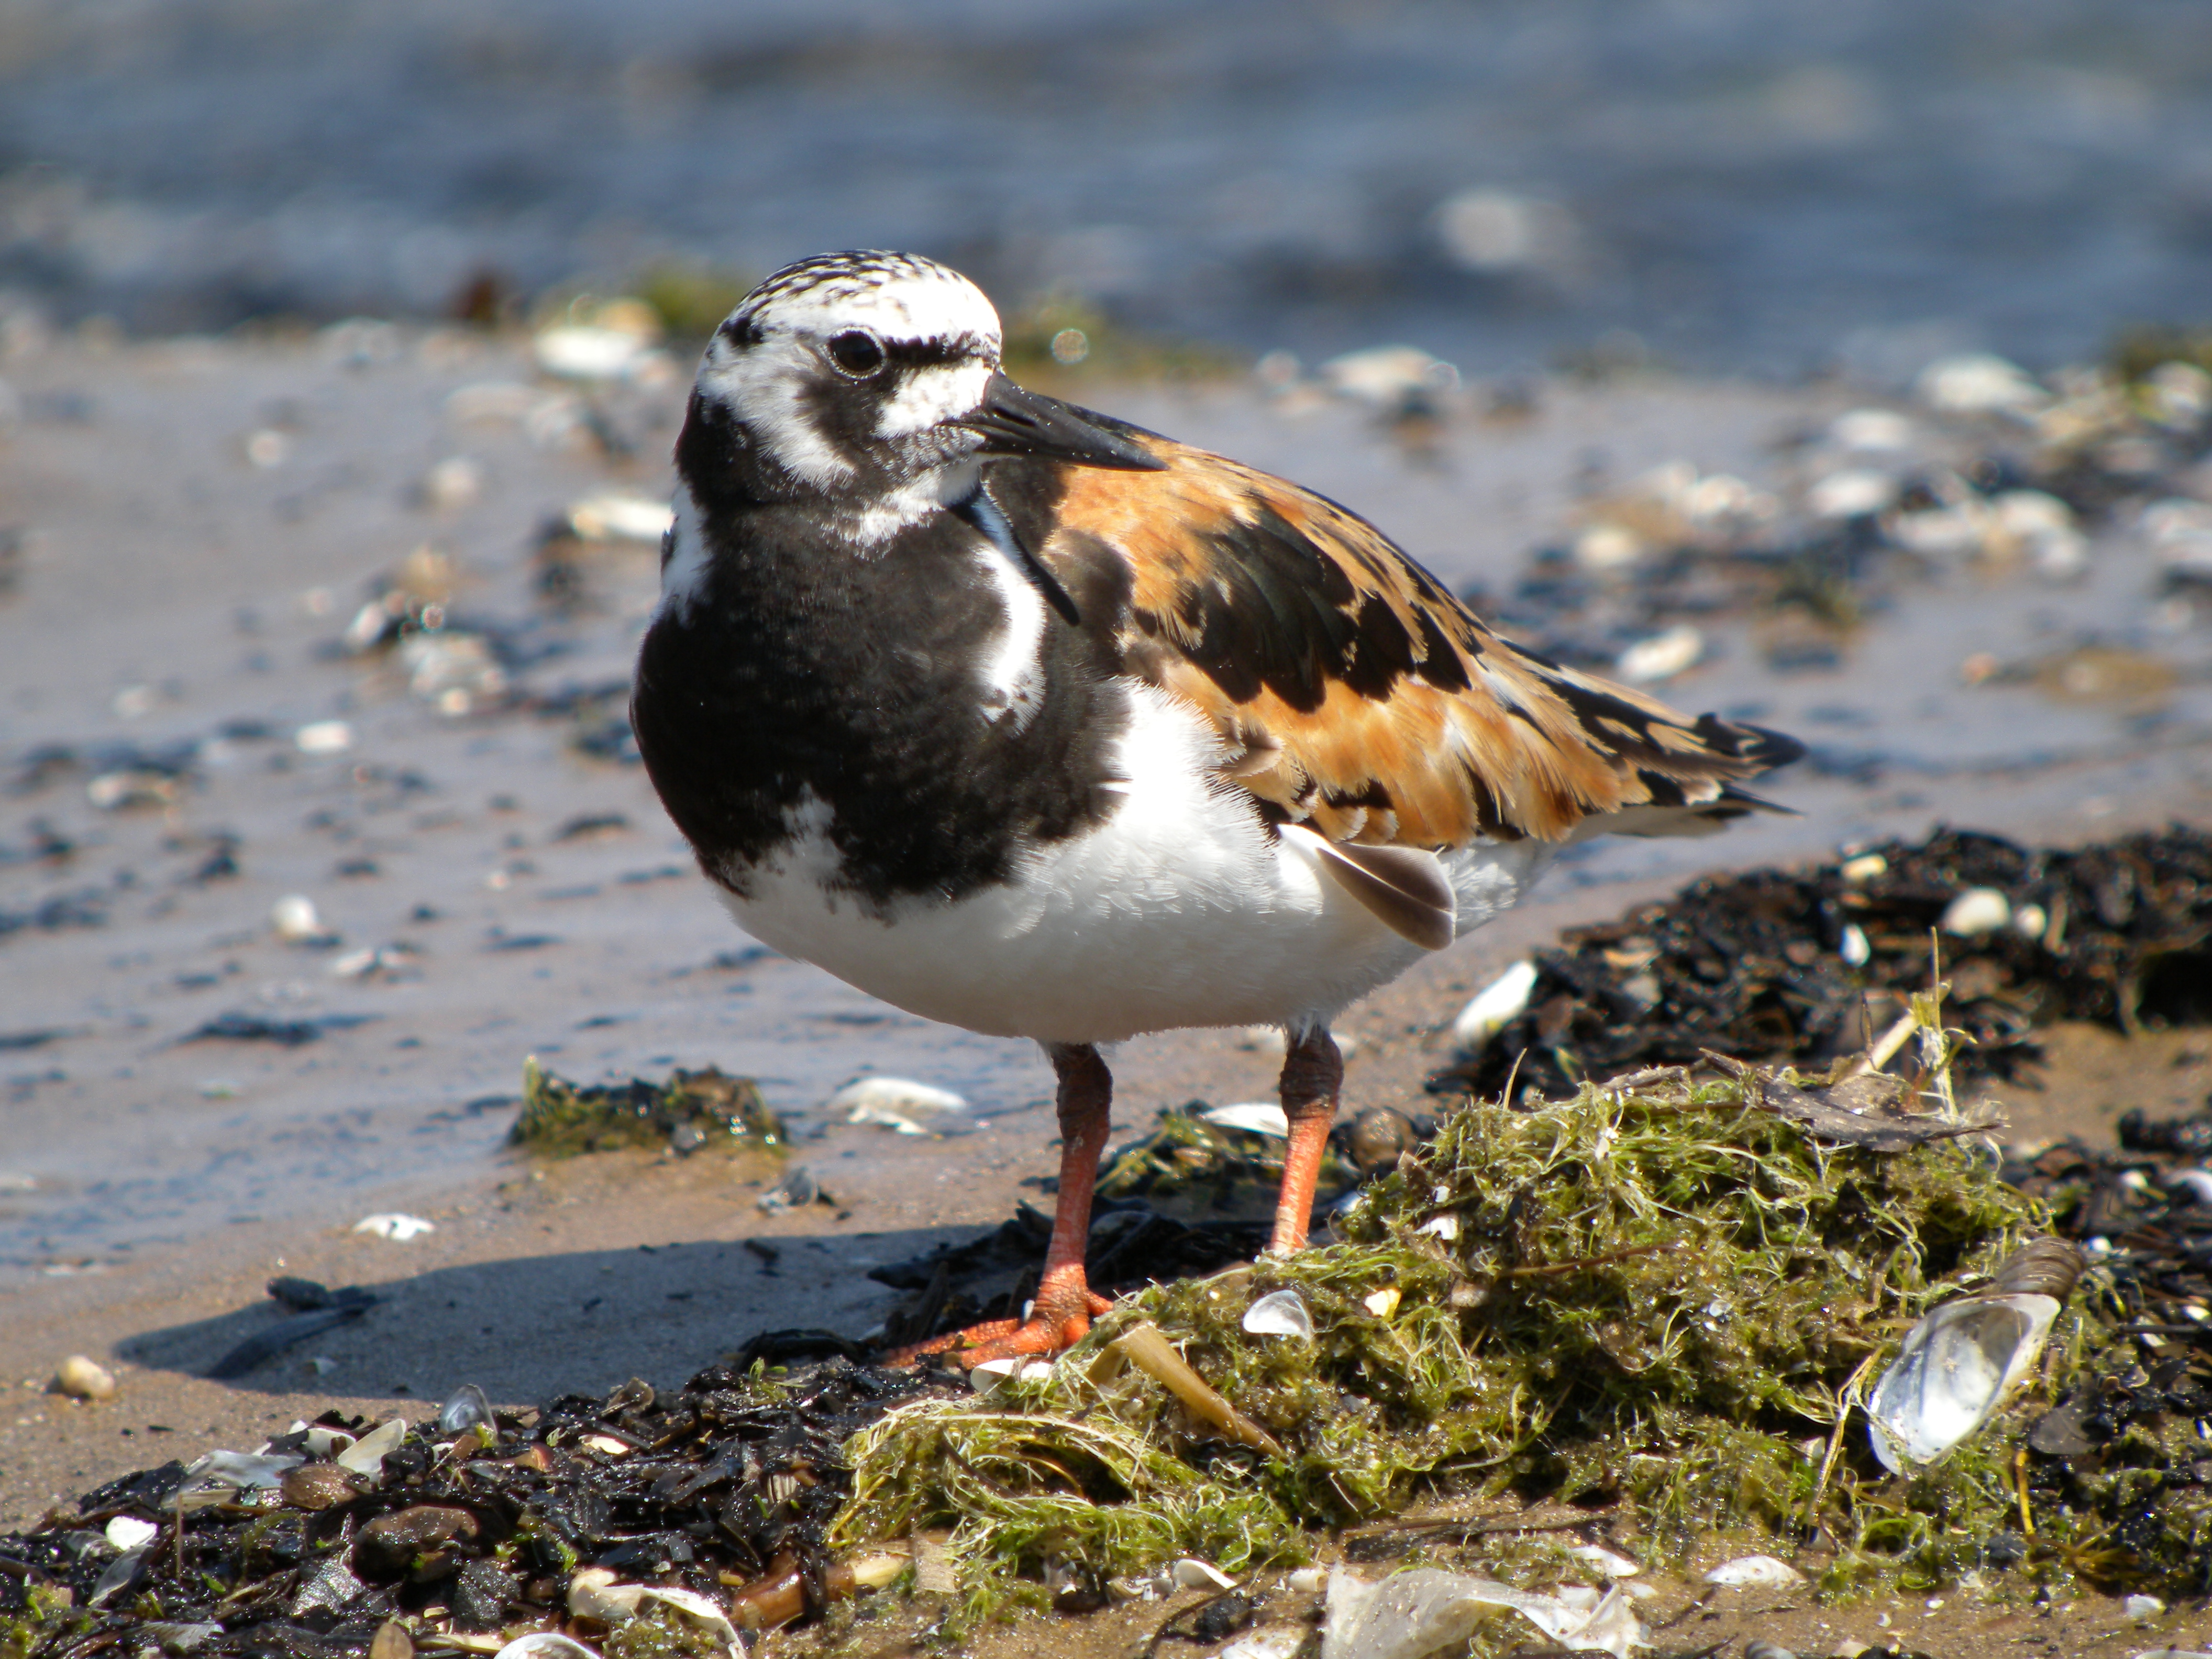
[{"x1": 631, "y1": 250, "x2": 1802, "y2": 1362}]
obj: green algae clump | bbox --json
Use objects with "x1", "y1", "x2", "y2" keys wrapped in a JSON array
[
  {"x1": 510, "y1": 1057, "x2": 785, "y2": 1157},
  {"x1": 836, "y1": 1063, "x2": 2100, "y2": 1623}
]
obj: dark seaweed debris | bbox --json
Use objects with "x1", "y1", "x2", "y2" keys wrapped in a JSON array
[
  {"x1": 1443, "y1": 825, "x2": 2212, "y2": 1102},
  {"x1": 1995, "y1": 1106, "x2": 2212, "y2": 1592},
  {"x1": 510, "y1": 1059, "x2": 785, "y2": 1158},
  {"x1": 0, "y1": 1362, "x2": 943, "y2": 1659}
]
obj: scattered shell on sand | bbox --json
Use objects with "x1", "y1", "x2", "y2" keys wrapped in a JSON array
[
  {"x1": 1613, "y1": 623, "x2": 1704, "y2": 684},
  {"x1": 831, "y1": 1076, "x2": 969, "y2": 1135},
  {"x1": 1702, "y1": 1554, "x2": 1805, "y2": 1588},
  {"x1": 1450, "y1": 960, "x2": 1538, "y2": 1052},
  {"x1": 353, "y1": 1212, "x2": 435, "y2": 1240},
  {"x1": 294, "y1": 720, "x2": 352, "y2": 756},
  {"x1": 53, "y1": 1354, "x2": 118, "y2": 1400},
  {"x1": 1174, "y1": 1557, "x2": 1237, "y2": 1590}
]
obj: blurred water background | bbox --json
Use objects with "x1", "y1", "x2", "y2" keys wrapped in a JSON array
[{"x1": 2, "y1": 0, "x2": 2209, "y2": 374}]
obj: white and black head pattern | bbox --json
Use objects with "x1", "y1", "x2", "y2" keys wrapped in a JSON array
[{"x1": 683, "y1": 250, "x2": 1003, "y2": 507}]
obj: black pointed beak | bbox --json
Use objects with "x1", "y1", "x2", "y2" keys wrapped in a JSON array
[{"x1": 955, "y1": 373, "x2": 1166, "y2": 471}]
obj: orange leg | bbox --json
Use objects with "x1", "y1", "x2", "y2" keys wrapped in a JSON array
[
  {"x1": 1270, "y1": 1027, "x2": 1342, "y2": 1253},
  {"x1": 889, "y1": 1043, "x2": 1115, "y2": 1366}
]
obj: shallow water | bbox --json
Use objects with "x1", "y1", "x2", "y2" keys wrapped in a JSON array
[
  {"x1": 2, "y1": 0, "x2": 2211, "y2": 372},
  {"x1": 0, "y1": 329, "x2": 2208, "y2": 1282}
]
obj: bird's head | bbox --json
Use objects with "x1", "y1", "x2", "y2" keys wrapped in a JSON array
[{"x1": 677, "y1": 250, "x2": 1160, "y2": 515}]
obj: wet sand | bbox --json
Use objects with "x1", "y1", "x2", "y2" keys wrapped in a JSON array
[{"x1": 4, "y1": 324, "x2": 2211, "y2": 1651}]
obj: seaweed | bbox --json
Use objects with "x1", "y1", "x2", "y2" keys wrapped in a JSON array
[
  {"x1": 509, "y1": 1059, "x2": 785, "y2": 1158},
  {"x1": 1443, "y1": 825, "x2": 2212, "y2": 1102},
  {"x1": 834, "y1": 1041, "x2": 2106, "y2": 1632}
]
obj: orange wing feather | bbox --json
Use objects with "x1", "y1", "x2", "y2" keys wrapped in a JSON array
[{"x1": 1048, "y1": 431, "x2": 1799, "y2": 853}]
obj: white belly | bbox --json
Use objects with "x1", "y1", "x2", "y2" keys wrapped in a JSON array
[{"x1": 717, "y1": 681, "x2": 1551, "y2": 1046}]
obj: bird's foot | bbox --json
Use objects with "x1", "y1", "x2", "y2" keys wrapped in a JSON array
[{"x1": 884, "y1": 1284, "x2": 1114, "y2": 1368}]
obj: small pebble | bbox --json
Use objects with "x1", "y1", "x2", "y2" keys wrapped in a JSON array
[
  {"x1": 52, "y1": 1354, "x2": 117, "y2": 1401},
  {"x1": 2125, "y1": 1592, "x2": 2166, "y2": 1622},
  {"x1": 1242, "y1": 1289, "x2": 1314, "y2": 1340},
  {"x1": 271, "y1": 894, "x2": 323, "y2": 941}
]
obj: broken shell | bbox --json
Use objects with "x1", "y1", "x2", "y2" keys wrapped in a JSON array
[
  {"x1": 1806, "y1": 470, "x2": 1897, "y2": 521},
  {"x1": 369, "y1": 1621, "x2": 414, "y2": 1659},
  {"x1": 1916, "y1": 353, "x2": 2045, "y2": 415},
  {"x1": 1569, "y1": 1545, "x2": 1640, "y2": 1578},
  {"x1": 1702, "y1": 1555, "x2": 1805, "y2": 1588},
  {"x1": 437, "y1": 1381, "x2": 494, "y2": 1437},
  {"x1": 1101, "y1": 1323, "x2": 1282, "y2": 1457},
  {"x1": 354, "y1": 1212, "x2": 435, "y2": 1240},
  {"x1": 1241, "y1": 1289, "x2": 1314, "y2": 1340},
  {"x1": 294, "y1": 720, "x2": 353, "y2": 756},
  {"x1": 1839, "y1": 853, "x2": 1887, "y2": 882},
  {"x1": 1451, "y1": 960, "x2": 1538, "y2": 1051},
  {"x1": 1203, "y1": 1102, "x2": 1291, "y2": 1137},
  {"x1": 89, "y1": 1549, "x2": 148, "y2": 1607},
  {"x1": 581, "y1": 1432, "x2": 631, "y2": 1456},
  {"x1": 569, "y1": 1566, "x2": 641, "y2": 1620},
  {"x1": 832, "y1": 1075, "x2": 968, "y2": 1135},
  {"x1": 967, "y1": 1357, "x2": 1021, "y2": 1398},
  {"x1": 1867, "y1": 1277, "x2": 2064, "y2": 1473},
  {"x1": 1741, "y1": 1643, "x2": 1799, "y2": 1659},
  {"x1": 1363, "y1": 1287, "x2": 1402, "y2": 1319},
  {"x1": 1174, "y1": 1557, "x2": 1237, "y2": 1590},
  {"x1": 1839, "y1": 924, "x2": 1872, "y2": 967},
  {"x1": 1613, "y1": 623, "x2": 1704, "y2": 685},
  {"x1": 1829, "y1": 408, "x2": 1912, "y2": 451},
  {"x1": 104, "y1": 1515, "x2": 158, "y2": 1551},
  {"x1": 335, "y1": 1416, "x2": 406, "y2": 1478},
  {"x1": 53, "y1": 1354, "x2": 117, "y2": 1400},
  {"x1": 1939, "y1": 887, "x2": 2011, "y2": 937},
  {"x1": 494, "y1": 1636, "x2": 602, "y2": 1659},
  {"x1": 1288, "y1": 1566, "x2": 1330, "y2": 1594}
]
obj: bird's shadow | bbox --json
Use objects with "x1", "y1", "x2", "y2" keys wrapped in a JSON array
[{"x1": 115, "y1": 1223, "x2": 986, "y2": 1406}]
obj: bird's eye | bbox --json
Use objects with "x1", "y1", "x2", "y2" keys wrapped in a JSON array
[{"x1": 824, "y1": 330, "x2": 886, "y2": 378}]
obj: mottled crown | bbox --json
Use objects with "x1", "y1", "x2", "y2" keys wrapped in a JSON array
[{"x1": 723, "y1": 250, "x2": 1002, "y2": 356}]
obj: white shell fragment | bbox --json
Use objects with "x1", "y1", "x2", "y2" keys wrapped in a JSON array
[
  {"x1": 294, "y1": 720, "x2": 353, "y2": 756},
  {"x1": 1916, "y1": 353, "x2": 2046, "y2": 415},
  {"x1": 1322, "y1": 1566, "x2": 1644, "y2": 1659},
  {"x1": 1217, "y1": 1632, "x2": 1305, "y2": 1659},
  {"x1": 569, "y1": 1566, "x2": 639, "y2": 1620},
  {"x1": 1204, "y1": 1102, "x2": 1292, "y2": 1137},
  {"x1": 270, "y1": 894, "x2": 323, "y2": 942},
  {"x1": 1806, "y1": 469, "x2": 1897, "y2": 521},
  {"x1": 1702, "y1": 1554, "x2": 1806, "y2": 1588},
  {"x1": 1939, "y1": 887, "x2": 2012, "y2": 937},
  {"x1": 1451, "y1": 960, "x2": 1538, "y2": 1052},
  {"x1": 832, "y1": 1076, "x2": 969, "y2": 1135},
  {"x1": 967, "y1": 1357, "x2": 1021, "y2": 1399},
  {"x1": 2126, "y1": 1594, "x2": 2168, "y2": 1623},
  {"x1": 1839, "y1": 853, "x2": 1888, "y2": 883},
  {"x1": 1867, "y1": 1291, "x2": 2061, "y2": 1472},
  {"x1": 1839, "y1": 924, "x2": 1872, "y2": 967},
  {"x1": 335, "y1": 1418, "x2": 406, "y2": 1479},
  {"x1": 581, "y1": 1433, "x2": 632, "y2": 1456},
  {"x1": 1242, "y1": 1289, "x2": 1315, "y2": 1340},
  {"x1": 353, "y1": 1213, "x2": 435, "y2": 1240},
  {"x1": 535, "y1": 326, "x2": 657, "y2": 383},
  {"x1": 1614, "y1": 624, "x2": 1704, "y2": 684},
  {"x1": 1174, "y1": 1557, "x2": 1238, "y2": 1590},
  {"x1": 105, "y1": 1515, "x2": 159, "y2": 1551},
  {"x1": 1569, "y1": 1544, "x2": 1641, "y2": 1578},
  {"x1": 1288, "y1": 1566, "x2": 1330, "y2": 1594},
  {"x1": 1363, "y1": 1287, "x2": 1402, "y2": 1319}
]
